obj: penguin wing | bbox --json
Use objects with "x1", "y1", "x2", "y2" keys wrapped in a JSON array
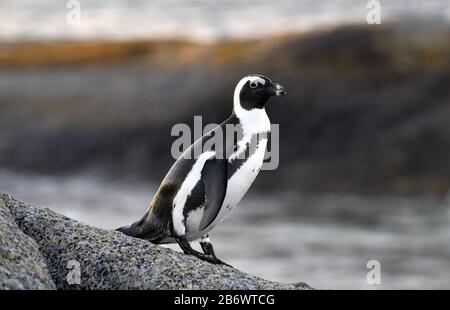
[{"x1": 198, "y1": 157, "x2": 227, "y2": 230}]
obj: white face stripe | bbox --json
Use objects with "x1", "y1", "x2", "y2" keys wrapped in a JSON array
[{"x1": 249, "y1": 77, "x2": 266, "y2": 87}]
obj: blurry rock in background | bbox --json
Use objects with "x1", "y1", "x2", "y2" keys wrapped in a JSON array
[{"x1": 0, "y1": 23, "x2": 449, "y2": 196}]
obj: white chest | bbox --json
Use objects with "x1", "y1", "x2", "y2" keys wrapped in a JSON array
[
  {"x1": 210, "y1": 108, "x2": 270, "y2": 229},
  {"x1": 186, "y1": 137, "x2": 268, "y2": 241},
  {"x1": 183, "y1": 138, "x2": 268, "y2": 240},
  {"x1": 222, "y1": 137, "x2": 267, "y2": 210},
  {"x1": 187, "y1": 107, "x2": 271, "y2": 239}
]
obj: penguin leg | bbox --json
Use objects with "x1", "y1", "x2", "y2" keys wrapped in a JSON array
[
  {"x1": 175, "y1": 235, "x2": 228, "y2": 266},
  {"x1": 199, "y1": 234, "x2": 232, "y2": 267}
]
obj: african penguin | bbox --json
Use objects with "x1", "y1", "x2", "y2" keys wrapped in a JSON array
[{"x1": 117, "y1": 74, "x2": 286, "y2": 265}]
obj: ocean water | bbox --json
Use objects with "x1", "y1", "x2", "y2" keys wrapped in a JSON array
[
  {"x1": 1, "y1": 170, "x2": 450, "y2": 289},
  {"x1": 1, "y1": 0, "x2": 449, "y2": 42}
]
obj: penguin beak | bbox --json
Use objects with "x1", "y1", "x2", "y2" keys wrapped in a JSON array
[
  {"x1": 260, "y1": 82, "x2": 286, "y2": 96},
  {"x1": 258, "y1": 83, "x2": 287, "y2": 96},
  {"x1": 273, "y1": 83, "x2": 287, "y2": 96}
]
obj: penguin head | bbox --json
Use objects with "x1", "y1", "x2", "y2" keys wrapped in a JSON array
[{"x1": 234, "y1": 74, "x2": 286, "y2": 111}]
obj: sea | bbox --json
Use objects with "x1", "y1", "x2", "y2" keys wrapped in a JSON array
[
  {"x1": 0, "y1": 0, "x2": 449, "y2": 42},
  {"x1": 1, "y1": 170, "x2": 450, "y2": 289}
]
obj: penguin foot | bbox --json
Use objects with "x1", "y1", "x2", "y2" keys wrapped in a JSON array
[
  {"x1": 195, "y1": 253, "x2": 227, "y2": 266},
  {"x1": 202, "y1": 253, "x2": 232, "y2": 267},
  {"x1": 213, "y1": 258, "x2": 233, "y2": 268},
  {"x1": 175, "y1": 236, "x2": 232, "y2": 267},
  {"x1": 198, "y1": 254, "x2": 232, "y2": 267},
  {"x1": 199, "y1": 234, "x2": 233, "y2": 267}
]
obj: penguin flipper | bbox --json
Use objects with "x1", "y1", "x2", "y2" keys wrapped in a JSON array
[{"x1": 198, "y1": 158, "x2": 227, "y2": 230}]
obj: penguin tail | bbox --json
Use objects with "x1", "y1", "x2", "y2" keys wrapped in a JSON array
[
  {"x1": 116, "y1": 211, "x2": 169, "y2": 244},
  {"x1": 116, "y1": 223, "x2": 142, "y2": 238}
]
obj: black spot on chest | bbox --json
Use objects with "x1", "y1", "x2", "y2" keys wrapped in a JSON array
[{"x1": 227, "y1": 132, "x2": 267, "y2": 179}]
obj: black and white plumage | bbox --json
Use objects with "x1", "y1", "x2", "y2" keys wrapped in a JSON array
[{"x1": 117, "y1": 74, "x2": 286, "y2": 265}]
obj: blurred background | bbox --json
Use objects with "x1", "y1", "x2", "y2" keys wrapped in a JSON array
[{"x1": 1, "y1": 1, "x2": 450, "y2": 289}]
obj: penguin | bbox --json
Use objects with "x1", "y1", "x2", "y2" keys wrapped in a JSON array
[{"x1": 117, "y1": 74, "x2": 286, "y2": 265}]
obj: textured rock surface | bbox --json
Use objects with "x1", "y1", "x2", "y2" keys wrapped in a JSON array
[
  {"x1": 0, "y1": 193, "x2": 55, "y2": 289},
  {"x1": 0, "y1": 193, "x2": 311, "y2": 290}
]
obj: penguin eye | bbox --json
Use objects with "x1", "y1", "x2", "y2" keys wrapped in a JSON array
[{"x1": 249, "y1": 82, "x2": 258, "y2": 88}]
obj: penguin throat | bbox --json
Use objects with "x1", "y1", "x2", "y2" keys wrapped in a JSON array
[{"x1": 233, "y1": 104, "x2": 271, "y2": 135}]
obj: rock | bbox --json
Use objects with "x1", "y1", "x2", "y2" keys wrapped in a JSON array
[
  {"x1": 0, "y1": 193, "x2": 55, "y2": 289},
  {"x1": 0, "y1": 193, "x2": 312, "y2": 290}
]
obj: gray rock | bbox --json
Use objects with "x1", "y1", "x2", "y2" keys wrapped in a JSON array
[
  {"x1": 0, "y1": 193, "x2": 312, "y2": 290},
  {"x1": 0, "y1": 193, "x2": 55, "y2": 289}
]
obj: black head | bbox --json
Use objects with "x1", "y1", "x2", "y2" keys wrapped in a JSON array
[{"x1": 234, "y1": 74, "x2": 287, "y2": 110}]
